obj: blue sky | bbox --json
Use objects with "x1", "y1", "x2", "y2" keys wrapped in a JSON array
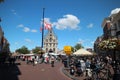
[{"x1": 0, "y1": 0, "x2": 120, "y2": 52}]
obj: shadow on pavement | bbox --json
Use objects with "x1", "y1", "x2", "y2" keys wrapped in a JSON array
[{"x1": 0, "y1": 63, "x2": 21, "y2": 80}]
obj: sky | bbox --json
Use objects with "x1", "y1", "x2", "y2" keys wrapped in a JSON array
[{"x1": 0, "y1": 0, "x2": 120, "y2": 52}]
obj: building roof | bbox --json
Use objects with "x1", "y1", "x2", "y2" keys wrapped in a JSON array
[
  {"x1": 101, "y1": 17, "x2": 111, "y2": 28},
  {"x1": 44, "y1": 29, "x2": 57, "y2": 39},
  {"x1": 102, "y1": 11, "x2": 120, "y2": 28}
]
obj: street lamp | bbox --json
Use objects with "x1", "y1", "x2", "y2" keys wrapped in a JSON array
[{"x1": 64, "y1": 46, "x2": 72, "y2": 68}]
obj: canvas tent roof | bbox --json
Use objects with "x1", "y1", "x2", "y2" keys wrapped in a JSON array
[
  {"x1": 49, "y1": 53, "x2": 59, "y2": 56},
  {"x1": 73, "y1": 48, "x2": 93, "y2": 56}
]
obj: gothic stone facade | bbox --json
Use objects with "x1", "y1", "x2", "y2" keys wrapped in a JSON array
[{"x1": 43, "y1": 29, "x2": 58, "y2": 53}]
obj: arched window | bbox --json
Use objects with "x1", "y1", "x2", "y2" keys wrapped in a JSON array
[
  {"x1": 53, "y1": 43, "x2": 55, "y2": 47},
  {"x1": 50, "y1": 43, "x2": 51, "y2": 47},
  {"x1": 49, "y1": 49, "x2": 53, "y2": 53},
  {"x1": 46, "y1": 39, "x2": 48, "y2": 42},
  {"x1": 49, "y1": 38, "x2": 52, "y2": 42},
  {"x1": 50, "y1": 34, "x2": 52, "y2": 36},
  {"x1": 53, "y1": 48, "x2": 55, "y2": 52},
  {"x1": 46, "y1": 48, "x2": 48, "y2": 53},
  {"x1": 53, "y1": 39, "x2": 55, "y2": 42}
]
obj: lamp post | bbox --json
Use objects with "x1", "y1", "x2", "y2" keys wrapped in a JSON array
[{"x1": 64, "y1": 46, "x2": 72, "y2": 68}]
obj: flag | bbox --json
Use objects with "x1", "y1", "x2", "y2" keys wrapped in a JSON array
[
  {"x1": 40, "y1": 21, "x2": 51, "y2": 32},
  {"x1": 40, "y1": 27, "x2": 43, "y2": 32},
  {"x1": 44, "y1": 21, "x2": 52, "y2": 30}
]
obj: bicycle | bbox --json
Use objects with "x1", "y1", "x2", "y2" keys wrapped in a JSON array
[
  {"x1": 90, "y1": 68, "x2": 101, "y2": 80},
  {"x1": 98, "y1": 68, "x2": 113, "y2": 80}
]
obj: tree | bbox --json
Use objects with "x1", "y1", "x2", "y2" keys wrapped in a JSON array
[
  {"x1": 16, "y1": 46, "x2": 30, "y2": 54},
  {"x1": 71, "y1": 46, "x2": 74, "y2": 53},
  {"x1": 32, "y1": 47, "x2": 41, "y2": 54},
  {"x1": 74, "y1": 43, "x2": 84, "y2": 50}
]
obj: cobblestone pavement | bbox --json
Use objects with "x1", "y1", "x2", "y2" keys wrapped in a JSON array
[
  {"x1": 1, "y1": 60, "x2": 72, "y2": 80},
  {"x1": 0, "y1": 60, "x2": 115, "y2": 80},
  {"x1": 18, "y1": 61, "x2": 72, "y2": 80}
]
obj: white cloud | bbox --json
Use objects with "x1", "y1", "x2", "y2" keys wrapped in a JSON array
[
  {"x1": 31, "y1": 29, "x2": 37, "y2": 32},
  {"x1": 11, "y1": 9, "x2": 22, "y2": 18},
  {"x1": 17, "y1": 24, "x2": 24, "y2": 28},
  {"x1": 17, "y1": 24, "x2": 37, "y2": 33},
  {"x1": 40, "y1": 18, "x2": 52, "y2": 25},
  {"x1": 25, "y1": 39, "x2": 32, "y2": 43},
  {"x1": 44, "y1": 18, "x2": 51, "y2": 23},
  {"x1": 23, "y1": 27, "x2": 30, "y2": 32},
  {"x1": 13, "y1": 12, "x2": 17, "y2": 15},
  {"x1": 11, "y1": 9, "x2": 15, "y2": 12},
  {"x1": 110, "y1": 8, "x2": 120, "y2": 16},
  {"x1": 11, "y1": 9, "x2": 17, "y2": 15},
  {"x1": 87, "y1": 23, "x2": 93, "y2": 28},
  {"x1": 53, "y1": 14, "x2": 80, "y2": 30}
]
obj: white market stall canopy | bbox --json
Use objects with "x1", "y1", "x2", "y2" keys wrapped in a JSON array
[
  {"x1": 73, "y1": 48, "x2": 93, "y2": 56},
  {"x1": 49, "y1": 53, "x2": 59, "y2": 56}
]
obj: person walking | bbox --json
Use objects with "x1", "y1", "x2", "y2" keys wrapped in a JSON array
[
  {"x1": 51, "y1": 56, "x2": 55, "y2": 67},
  {"x1": 32, "y1": 56, "x2": 35, "y2": 66}
]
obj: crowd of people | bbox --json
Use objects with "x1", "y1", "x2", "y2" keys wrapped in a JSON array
[
  {"x1": 62, "y1": 55, "x2": 120, "y2": 80},
  {"x1": 14, "y1": 53, "x2": 61, "y2": 67},
  {"x1": 4, "y1": 53, "x2": 120, "y2": 80}
]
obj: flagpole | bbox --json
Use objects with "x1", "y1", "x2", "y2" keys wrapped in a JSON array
[{"x1": 41, "y1": 8, "x2": 45, "y2": 48}]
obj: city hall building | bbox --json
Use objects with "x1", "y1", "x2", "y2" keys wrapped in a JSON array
[{"x1": 43, "y1": 29, "x2": 58, "y2": 53}]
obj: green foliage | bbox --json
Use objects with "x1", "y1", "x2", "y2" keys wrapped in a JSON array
[
  {"x1": 15, "y1": 46, "x2": 30, "y2": 54},
  {"x1": 71, "y1": 47, "x2": 74, "y2": 52},
  {"x1": 74, "y1": 43, "x2": 84, "y2": 50},
  {"x1": 32, "y1": 47, "x2": 41, "y2": 54},
  {"x1": 71, "y1": 43, "x2": 84, "y2": 53}
]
